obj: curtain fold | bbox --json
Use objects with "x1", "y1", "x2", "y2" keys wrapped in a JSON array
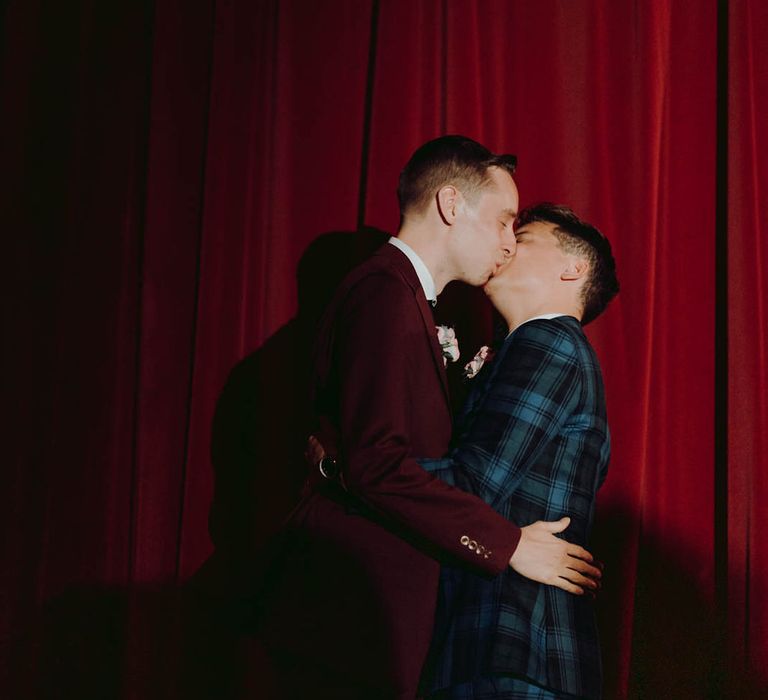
[
  {"x1": 729, "y1": 0, "x2": 768, "y2": 692},
  {"x1": 2, "y1": 0, "x2": 765, "y2": 696}
]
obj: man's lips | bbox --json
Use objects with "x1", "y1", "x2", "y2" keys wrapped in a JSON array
[
  {"x1": 492, "y1": 259, "x2": 512, "y2": 275},
  {"x1": 483, "y1": 262, "x2": 507, "y2": 289}
]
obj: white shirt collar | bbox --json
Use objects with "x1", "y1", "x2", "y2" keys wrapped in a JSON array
[
  {"x1": 388, "y1": 237, "x2": 437, "y2": 304},
  {"x1": 508, "y1": 313, "x2": 569, "y2": 336}
]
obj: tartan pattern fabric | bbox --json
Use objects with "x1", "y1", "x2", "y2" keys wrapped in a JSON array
[
  {"x1": 419, "y1": 317, "x2": 610, "y2": 699},
  {"x1": 428, "y1": 674, "x2": 564, "y2": 699}
]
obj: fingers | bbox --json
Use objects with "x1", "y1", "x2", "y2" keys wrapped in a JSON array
[
  {"x1": 565, "y1": 544, "x2": 594, "y2": 563},
  {"x1": 561, "y1": 568, "x2": 599, "y2": 590},
  {"x1": 552, "y1": 576, "x2": 586, "y2": 595},
  {"x1": 566, "y1": 555, "x2": 602, "y2": 580},
  {"x1": 303, "y1": 436, "x2": 315, "y2": 463},
  {"x1": 308, "y1": 435, "x2": 323, "y2": 459},
  {"x1": 304, "y1": 435, "x2": 326, "y2": 464},
  {"x1": 539, "y1": 516, "x2": 571, "y2": 533}
]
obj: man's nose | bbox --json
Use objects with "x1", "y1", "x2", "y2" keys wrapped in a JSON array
[{"x1": 501, "y1": 235, "x2": 516, "y2": 259}]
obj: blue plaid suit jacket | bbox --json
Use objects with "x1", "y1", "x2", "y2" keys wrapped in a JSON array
[{"x1": 419, "y1": 316, "x2": 610, "y2": 699}]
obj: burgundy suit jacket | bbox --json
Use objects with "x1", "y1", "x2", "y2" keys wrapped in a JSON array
[{"x1": 262, "y1": 244, "x2": 521, "y2": 696}]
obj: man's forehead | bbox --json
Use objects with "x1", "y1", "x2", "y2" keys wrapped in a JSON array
[
  {"x1": 486, "y1": 165, "x2": 518, "y2": 190},
  {"x1": 515, "y1": 220, "x2": 558, "y2": 235},
  {"x1": 487, "y1": 172, "x2": 518, "y2": 204}
]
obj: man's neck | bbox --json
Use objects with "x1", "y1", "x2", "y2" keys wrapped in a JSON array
[
  {"x1": 396, "y1": 225, "x2": 451, "y2": 295},
  {"x1": 500, "y1": 302, "x2": 581, "y2": 334}
]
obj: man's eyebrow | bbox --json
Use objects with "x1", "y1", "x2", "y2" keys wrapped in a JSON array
[{"x1": 501, "y1": 208, "x2": 518, "y2": 219}]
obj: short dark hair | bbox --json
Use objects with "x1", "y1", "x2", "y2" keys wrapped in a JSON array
[
  {"x1": 397, "y1": 135, "x2": 517, "y2": 217},
  {"x1": 516, "y1": 203, "x2": 619, "y2": 325}
]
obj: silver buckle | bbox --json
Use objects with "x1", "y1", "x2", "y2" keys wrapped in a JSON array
[{"x1": 318, "y1": 456, "x2": 338, "y2": 480}]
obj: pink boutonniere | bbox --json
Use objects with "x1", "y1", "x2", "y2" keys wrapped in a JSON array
[
  {"x1": 435, "y1": 325, "x2": 460, "y2": 366},
  {"x1": 463, "y1": 345, "x2": 495, "y2": 379}
]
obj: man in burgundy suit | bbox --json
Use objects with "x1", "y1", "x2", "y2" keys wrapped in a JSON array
[{"x1": 261, "y1": 136, "x2": 601, "y2": 699}]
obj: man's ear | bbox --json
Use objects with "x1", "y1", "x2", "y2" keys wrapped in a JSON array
[
  {"x1": 436, "y1": 185, "x2": 459, "y2": 226},
  {"x1": 561, "y1": 257, "x2": 589, "y2": 281}
]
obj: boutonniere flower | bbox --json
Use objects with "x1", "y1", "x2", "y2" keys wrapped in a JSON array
[
  {"x1": 463, "y1": 345, "x2": 495, "y2": 379},
  {"x1": 435, "y1": 325, "x2": 460, "y2": 366}
]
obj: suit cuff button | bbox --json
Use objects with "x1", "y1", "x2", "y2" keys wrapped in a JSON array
[{"x1": 460, "y1": 535, "x2": 470, "y2": 546}]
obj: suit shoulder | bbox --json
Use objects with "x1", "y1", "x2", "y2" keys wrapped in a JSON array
[
  {"x1": 337, "y1": 249, "x2": 411, "y2": 294},
  {"x1": 343, "y1": 264, "x2": 412, "y2": 304},
  {"x1": 538, "y1": 317, "x2": 604, "y2": 378},
  {"x1": 330, "y1": 260, "x2": 418, "y2": 327},
  {"x1": 513, "y1": 317, "x2": 584, "y2": 359}
]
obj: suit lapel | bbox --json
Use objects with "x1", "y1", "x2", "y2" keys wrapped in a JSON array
[
  {"x1": 376, "y1": 244, "x2": 451, "y2": 409},
  {"x1": 415, "y1": 291, "x2": 451, "y2": 406}
]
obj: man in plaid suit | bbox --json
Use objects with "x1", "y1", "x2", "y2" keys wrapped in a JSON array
[{"x1": 420, "y1": 203, "x2": 618, "y2": 699}]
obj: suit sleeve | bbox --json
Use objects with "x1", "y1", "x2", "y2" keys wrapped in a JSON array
[
  {"x1": 420, "y1": 321, "x2": 582, "y2": 512},
  {"x1": 334, "y1": 272, "x2": 520, "y2": 575}
]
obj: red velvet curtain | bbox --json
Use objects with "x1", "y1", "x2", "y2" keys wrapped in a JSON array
[
  {"x1": 2, "y1": 1, "x2": 765, "y2": 697},
  {"x1": 729, "y1": 0, "x2": 768, "y2": 694}
]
